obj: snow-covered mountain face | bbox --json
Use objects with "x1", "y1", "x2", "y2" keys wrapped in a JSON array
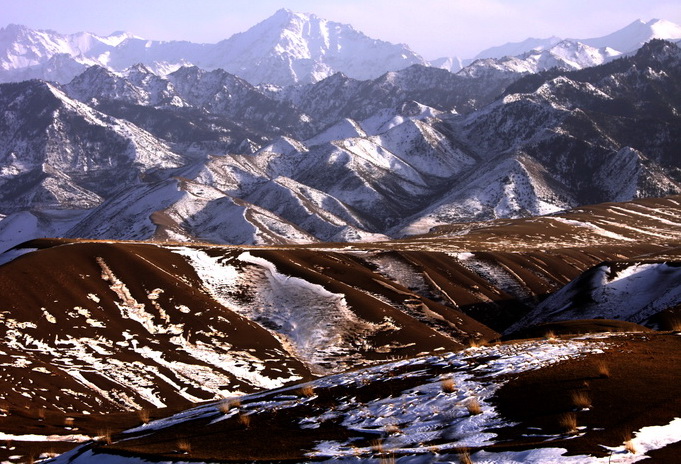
[
  {"x1": 0, "y1": 40, "x2": 680, "y2": 249},
  {"x1": 461, "y1": 41, "x2": 622, "y2": 76},
  {"x1": 3, "y1": 15, "x2": 681, "y2": 87},
  {"x1": 0, "y1": 10, "x2": 426, "y2": 86},
  {"x1": 463, "y1": 19, "x2": 681, "y2": 77},
  {"x1": 0, "y1": 79, "x2": 182, "y2": 213},
  {"x1": 581, "y1": 18, "x2": 681, "y2": 53},
  {"x1": 207, "y1": 9, "x2": 427, "y2": 85}
]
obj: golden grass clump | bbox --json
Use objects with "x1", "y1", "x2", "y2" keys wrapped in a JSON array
[
  {"x1": 371, "y1": 438, "x2": 385, "y2": 454},
  {"x1": 218, "y1": 398, "x2": 241, "y2": 414},
  {"x1": 383, "y1": 423, "x2": 400, "y2": 435},
  {"x1": 137, "y1": 408, "x2": 150, "y2": 424},
  {"x1": 380, "y1": 454, "x2": 396, "y2": 464},
  {"x1": 63, "y1": 417, "x2": 75, "y2": 428},
  {"x1": 624, "y1": 432, "x2": 637, "y2": 454},
  {"x1": 668, "y1": 318, "x2": 681, "y2": 332},
  {"x1": 238, "y1": 412, "x2": 251, "y2": 428},
  {"x1": 97, "y1": 429, "x2": 113, "y2": 445},
  {"x1": 297, "y1": 385, "x2": 316, "y2": 397},
  {"x1": 560, "y1": 412, "x2": 578, "y2": 433},
  {"x1": 571, "y1": 390, "x2": 592, "y2": 409},
  {"x1": 595, "y1": 360, "x2": 610, "y2": 378},
  {"x1": 457, "y1": 448, "x2": 473, "y2": 464},
  {"x1": 176, "y1": 438, "x2": 191, "y2": 454},
  {"x1": 465, "y1": 397, "x2": 482, "y2": 415},
  {"x1": 441, "y1": 377, "x2": 456, "y2": 393},
  {"x1": 467, "y1": 338, "x2": 487, "y2": 348}
]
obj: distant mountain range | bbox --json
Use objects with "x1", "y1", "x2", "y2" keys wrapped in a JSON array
[
  {"x1": 1, "y1": 12, "x2": 680, "y2": 85},
  {"x1": 0, "y1": 10, "x2": 681, "y2": 251},
  {"x1": 0, "y1": 39, "x2": 680, "y2": 251}
]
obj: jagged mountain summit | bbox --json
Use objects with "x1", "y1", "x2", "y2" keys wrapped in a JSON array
[
  {"x1": 205, "y1": 9, "x2": 427, "y2": 85},
  {"x1": 0, "y1": 9, "x2": 426, "y2": 86}
]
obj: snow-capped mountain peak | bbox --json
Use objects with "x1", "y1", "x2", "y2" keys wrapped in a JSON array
[
  {"x1": 99, "y1": 30, "x2": 139, "y2": 46},
  {"x1": 0, "y1": 10, "x2": 427, "y2": 86},
  {"x1": 208, "y1": 9, "x2": 427, "y2": 85},
  {"x1": 474, "y1": 36, "x2": 563, "y2": 60},
  {"x1": 581, "y1": 18, "x2": 681, "y2": 52}
]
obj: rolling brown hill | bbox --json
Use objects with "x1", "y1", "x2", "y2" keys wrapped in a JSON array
[{"x1": 1, "y1": 194, "x2": 681, "y2": 462}]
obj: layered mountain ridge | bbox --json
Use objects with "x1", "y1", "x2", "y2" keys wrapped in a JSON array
[
  {"x1": 0, "y1": 10, "x2": 427, "y2": 86},
  {"x1": 1, "y1": 40, "x2": 680, "y2": 250},
  {"x1": 2, "y1": 14, "x2": 681, "y2": 85}
]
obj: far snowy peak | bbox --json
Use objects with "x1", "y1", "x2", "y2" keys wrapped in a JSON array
[
  {"x1": 208, "y1": 9, "x2": 426, "y2": 85},
  {"x1": 474, "y1": 36, "x2": 563, "y2": 60},
  {"x1": 581, "y1": 18, "x2": 681, "y2": 52},
  {"x1": 1, "y1": 14, "x2": 681, "y2": 86},
  {"x1": 0, "y1": 9, "x2": 427, "y2": 86},
  {"x1": 466, "y1": 18, "x2": 681, "y2": 64}
]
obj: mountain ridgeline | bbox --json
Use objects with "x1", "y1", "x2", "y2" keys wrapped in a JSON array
[{"x1": 0, "y1": 39, "x2": 679, "y2": 248}]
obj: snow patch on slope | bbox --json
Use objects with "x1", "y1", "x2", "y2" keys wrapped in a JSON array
[
  {"x1": 507, "y1": 261, "x2": 681, "y2": 333},
  {"x1": 172, "y1": 247, "x2": 392, "y2": 374}
]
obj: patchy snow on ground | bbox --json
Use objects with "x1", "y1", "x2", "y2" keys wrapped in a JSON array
[
  {"x1": 0, "y1": 433, "x2": 91, "y2": 443},
  {"x1": 305, "y1": 338, "x2": 606, "y2": 458},
  {"x1": 173, "y1": 247, "x2": 397, "y2": 374},
  {"x1": 50, "y1": 336, "x2": 670, "y2": 463},
  {"x1": 509, "y1": 261, "x2": 681, "y2": 332}
]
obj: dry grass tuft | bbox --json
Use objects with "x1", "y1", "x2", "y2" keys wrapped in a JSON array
[
  {"x1": 545, "y1": 329, "x2": 556, "y2": 340},
  {"x1": 97, "y1": 429, "x2": 113, "y2": 445},
  {"x1": 595, "y1": 360, "x2": 611, "y2": 378},
  {"x1": 441, "y1": 377, "x2": 456, "y2": 393},
  {"x1": 176, "y1": 438, "x2": 191, "y2": 454},
  {"x1": 297, "y1": 385, "x2": 316, "y2": 397},
  {"x1": 371, "y1": 438, "x2": 385, "y2": 454},
  {"x1": 63, "y1": 417, "x2": 75, "y2": 428},
  {"x1": 379, "y1": 453, "x2": 396, "y2": 464},
  {"x1": 560, "y1": 412, "x2": 578, "y2": 433},
  {"x1": 238, "y1": 412, "x2": 251, "y2": 428},
  {"x1": 457, "y1": 448, "x2": 473, "y2": 464},
  {"x1": 571, "y1": 390, "x2": 592, "y2": 409},
  {"x1": 218, "y1": 398, "x2": 241, "y2": 414},
  {"x1": 669, "y1": 318, "x2": 681, "y2": 332},
  {"x1": 623, "y1": 432, "x2": 637, "y2": 454},
  {"x1": 467, "y1": 338, "x2": 487, "y2": 348},
  {"x1": 137, "y1": 408, "x2": 150, "y2": 424},
  {"x1": 465, "y1": 397, "x2": 482, "y2": 415}
]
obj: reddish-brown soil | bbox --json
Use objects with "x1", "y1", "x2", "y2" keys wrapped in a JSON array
[
  {"x1": 491, "y1": 332, "x2": 681, "y2": 462},
  {"x1": 2, "y1": 194, "x2": 681, "y2": 462}
]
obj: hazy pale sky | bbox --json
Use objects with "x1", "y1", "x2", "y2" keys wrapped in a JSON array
[{"x1": 3, "y1": 0, "x2": 681, "y2": 58}]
